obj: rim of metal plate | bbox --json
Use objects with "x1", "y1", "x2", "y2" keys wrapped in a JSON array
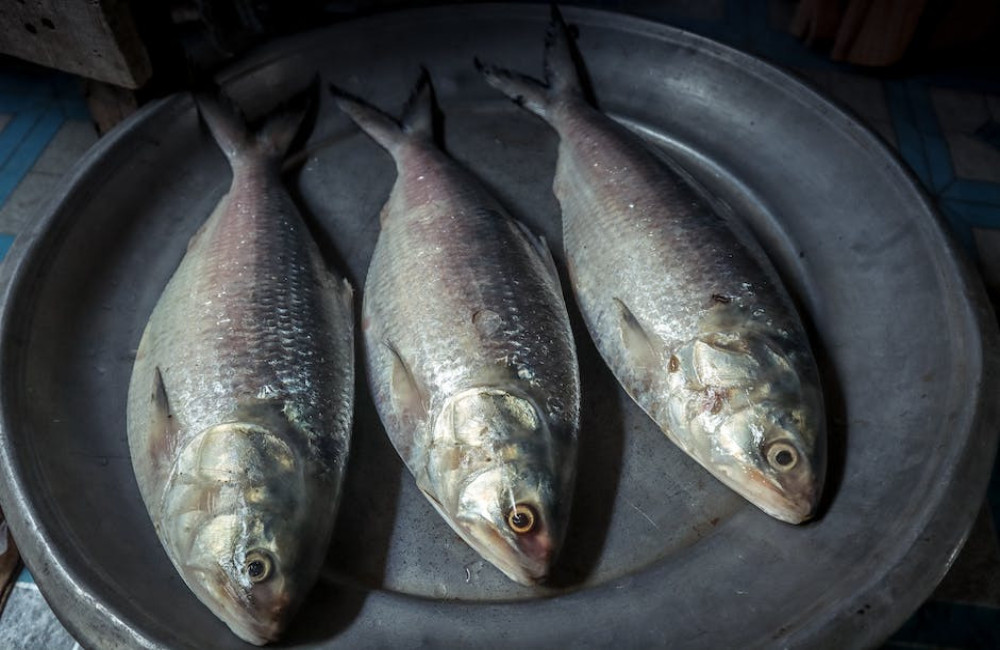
[{"x1": 0, "y1": 4, "x2": 998, "y2": 649}]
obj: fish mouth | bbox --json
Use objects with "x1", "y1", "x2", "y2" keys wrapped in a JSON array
[
  {"x1": 183, "y1": 565, "x2": 293, "y2": 645},
  {"x1": 222, "y1": 617, "x2": 282, "y2": 647},
  {"x1": 714, "y1": 465, "x2": 819, "y2": 524},
  {"x1": 215, "y1": 587, "x2": 293, "y2": 646},
  {"x1": 754, "y1": 490, "x2": 817, "y2": 524},
  {"x1": 749, "y1": 474, "x2": 818, "y2": 524},
  {"x1": 459, "y1": 518, "x2": 554, "y2": 586}
]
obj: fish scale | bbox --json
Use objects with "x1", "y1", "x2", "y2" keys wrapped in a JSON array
[
  {"x1": 555, "y1": 104, "x2": 789, "y2": 354},
  {"x1": 478, "y1": 8, "x2": 826, "y2": 524},
  {"x1": 126, "y1": 88, "x2": 354, "y2": 645},
  {"x1": 366, "y1": 167, "x2": 572, "y2": 432},
  {"x1": 332, "y1": 74, "x2": 580, "y2": 585},
  {"x1": 160, "y1": 169, "x2": 348, "y2": 449}
]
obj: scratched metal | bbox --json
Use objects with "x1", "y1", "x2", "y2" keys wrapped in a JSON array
[{"x1": 0, "y1": 5, "x2": 997, "y2": 649}]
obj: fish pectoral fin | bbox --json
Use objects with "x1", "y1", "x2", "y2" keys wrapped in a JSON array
[
  {"x1": 385, "y1": 340, "x2": 429, "y2": 424},
  {"x1": 148, "y1": 367, "x2": 180, "y2": 472},
  {"x1": 338, "y1": 277, "x2": 354, "y2": 313},
  {"x1": 513, "y1": 219, "x2": 562, "y2": 287},
  {"x1": 613, "y1": 298, "x2": 659, "y2": 369}
]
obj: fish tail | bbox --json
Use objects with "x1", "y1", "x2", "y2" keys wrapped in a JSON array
[
  {"x1": 400, "y1": 67, "x2": 435, "y2": 141},
  {"x1": 254, "y1": 79, "x2": 318, "y2": 160},
  {"x1": 544, "y1": 5, "x2": 581, "y2": 98},
  {"x1": 195, "y1": 91, "x2": 252, "y2": 163},
  {"x1": 196, "y1": 78, "x2": 317, "y2": 166},
  {"x1": 475, "y1": 5, "x2": 582, "y2": 118},
  {"x1": 329, "y1": 69, "x2": 435, "y2": 153}
]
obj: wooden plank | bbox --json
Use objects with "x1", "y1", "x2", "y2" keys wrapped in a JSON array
[
  {"x1": 85, "y1": 79, "x2": 138, "y2": 134},
  {"x1": 791, "y1": 0, "x2": 846, "y2": 46},
  {"x1": 0, "y1": 0, "x2": 151, "y2": 89},
  {"x1": 831, "y1": 0, "x2": 929, "y2": 66}
]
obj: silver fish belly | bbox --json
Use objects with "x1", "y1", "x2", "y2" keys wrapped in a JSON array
[
  {"x1": 479, "y1": 9, "x2": 825, "y2": 524},
  {"x1": 126, "y1": 89, "x2": 354, "y2": 644},
  {"x1": 332, "y1": 75, "x2": 580, "y2": 584}
]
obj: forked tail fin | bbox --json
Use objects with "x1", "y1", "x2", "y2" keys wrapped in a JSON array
[
  {"x1": 196, "y1": 78, "x2": 317, "y2": 167},
  {"x1": 475, "y1": 5, "x2": 583, "y2": 119},
  {"x1": 329, "y1": 69, "x2": 435, "y2": 154}
]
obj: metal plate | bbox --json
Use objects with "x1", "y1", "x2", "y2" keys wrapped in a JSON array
[{"x1": 1, "y1": 5, "x2": 998, "y2": 649}]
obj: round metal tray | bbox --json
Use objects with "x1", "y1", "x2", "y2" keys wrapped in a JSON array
[{"x1": 1, "y1": 4, "x2": 998, "y2": 648}]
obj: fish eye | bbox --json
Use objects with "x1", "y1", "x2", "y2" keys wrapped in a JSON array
[
  {"x1": 244, "y1": 550, "x2": 274, "y2": 583},
  {"x1": 505, "y1": 503, "x2": 538, "y2": 534},
  {"x1": 765, "y1": 441, "x2": 799, "y2": 471}
]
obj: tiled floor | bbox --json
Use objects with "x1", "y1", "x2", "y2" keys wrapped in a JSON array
[
  {"x1": 0, "y1": 577, "x2": 78, "y2": 650},
  {"x1": 0, "y1": 1, "x2": 999, "y2": 647}
]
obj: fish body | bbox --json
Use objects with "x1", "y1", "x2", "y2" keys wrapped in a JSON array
[
  {"x1": 478, "y1": 10, "x2": 825, "y2": 523},
  {"x1": 331, "y1": 75, "x2": 579, "y2": 584},
  {"x1": 126, "y1": 88, "x2": 354, "y2": 644}
]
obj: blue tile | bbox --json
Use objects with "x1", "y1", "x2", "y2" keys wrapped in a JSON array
[
  {"x1": 0, "y1": 234, "x2": 14, "y2": 261},
  {"x1": 942, "y1": 180, "x2": 1000, "y2": 207},
  {"x1": 885, "y1": 80, "x2": 962, "y2": 195},
  {"x1": 0, "y1": 95, "x2": 44, "y2": 114},
  {"x1": 59, "y1": 96, "x2": 90, "y2": 121},
  {"x1": 906, "y1": 82, "x2": 954, "y2": 192},
  {"x1": 15, "y1": 566, "x2": 33, "y2": 584},
  {"x1": 905, "y1": 81, "x2": 942, "y2": 136},
  {"x1": 0, "y1": 106, "x2": 65, "y2": 206},
  {"x1": 0, "y1": 111, "x2": 42, "y2": 168},
  {"x1": 938, "y1": 202, "x2": 977, "y2": 253},
  {"x1": 924, "y1": 133, "x2": 956, "y2": 193},
  {"x1": 886, "y1": 82, "x2": 934, "y2": 187},
  {"x1": 942, "y1": 199, "x2": 1000, "y2": 230}
]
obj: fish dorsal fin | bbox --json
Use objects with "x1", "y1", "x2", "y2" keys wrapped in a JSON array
[
  {"x1": 613, "y1": 298, "x2": 659, "y2": 368},
  {"x1": 513, "y1": 219, "x2": 561, "y2": 286},
  {"x1": 384, "y1": 340, "x2": 428, "y2": 424},
  {"x1": 148, "y1": 367, "x2": 180, "y2": 473}
]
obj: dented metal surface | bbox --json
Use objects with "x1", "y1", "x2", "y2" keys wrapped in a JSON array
[{"x1": 0, "y1": 5, "x2": 996, "y2": 649}]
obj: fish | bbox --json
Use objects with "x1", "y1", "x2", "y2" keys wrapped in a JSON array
[
  {"x1": 126, "y1": 85, "x2": 354, "y2": 644},
  {"x1": 329, "y1": 72, "x2": 580, "y2": 584},
  {"x1": 476, "y1": 8, "x2": 826, "y2": 524}
]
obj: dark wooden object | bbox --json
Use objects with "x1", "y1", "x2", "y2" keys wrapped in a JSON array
[
  {"x1": 0, "y1": 0, "x2": 151, "y2": 89},
  {"x1": 792, "y1": 0, "x2": 999, "y2": 67}
]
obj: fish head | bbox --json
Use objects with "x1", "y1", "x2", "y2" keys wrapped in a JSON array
[
  {"x1": 710, "y1": 404, "x2": 825, "y2": 524},
  {"x1": 668, "y1": 330, "x2": 825, "y2": 524},
  {"x1": 430, "y1": 388, "x2": 572, "y2": 585},
  {"x1": 455, "y1": 462, "x2": 562, "y2": 585},
  {"x1": 161, "y1": 420, "x2": 329, "y2": 645},
  {"x1": 182, "y1": 511, "x2": 296, "y2": 645}
]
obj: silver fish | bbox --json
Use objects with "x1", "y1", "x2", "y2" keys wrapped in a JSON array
[
  {"x1": 330, "y1": 73, "x2": 580, "y2": 584},
  {"x1": 478, "y1": 9, "x2": 825, "y2": 524},
  {"x1": 126, "y1": 87, "x2": 354, "y2": 644}
]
